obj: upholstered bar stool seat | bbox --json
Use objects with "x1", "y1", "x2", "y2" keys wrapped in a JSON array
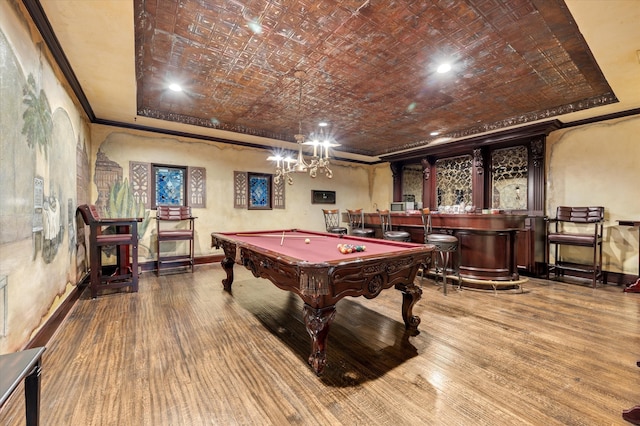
[
  {"x1": 352, "y1": 228, "x2": 375, "y2": 238},
  {"x1": 327, "y1": 226, "x2": 348, "y2": 235},
  {"x1": 384, "y1": 230, "x2": 412, "y2": 241}
]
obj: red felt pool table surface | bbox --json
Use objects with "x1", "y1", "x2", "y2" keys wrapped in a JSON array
[{"x1": 218, "y1": 229, "x2": 421, "y2": 263}]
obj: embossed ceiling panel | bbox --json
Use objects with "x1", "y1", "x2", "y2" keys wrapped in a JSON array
[{"x1": 135, "y1": 0, "x2": 616, "y2": 157}]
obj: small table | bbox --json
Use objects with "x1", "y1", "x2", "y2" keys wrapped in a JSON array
[
  {"x1": 0, "y1": 347, "x2": 46, "y2": 426},
  {"x1": 211, "y1": 229, "x2": 432, "y2": 375},
  {"x1": 618, "y1": 220, "x2": 640, "y2": 293}
]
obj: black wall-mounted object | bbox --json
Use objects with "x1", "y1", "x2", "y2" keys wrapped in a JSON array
[{"x1": 311, "y1": 190, "x2": 336, "y2": 204}]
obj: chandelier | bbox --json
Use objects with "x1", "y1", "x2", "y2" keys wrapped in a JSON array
[{"x1": 268, "y1": 71, "x2": 339, "y2": 185}]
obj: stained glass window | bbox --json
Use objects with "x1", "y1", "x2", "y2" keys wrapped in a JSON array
[
  {"x1": 248, "y1": 173, "x2": 272, "y2": 210},
  {"x1": 153, "y1": 165, "x2": 185, "y2": 206}
]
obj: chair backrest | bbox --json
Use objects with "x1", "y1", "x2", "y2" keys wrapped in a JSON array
[
  {"x1": 551, "y1": 206, "x2": 604, "y2": 238},
  {"x1": 76, "y1": 204, "x2": 101, "y2": 226},
  {"x1": 322, "y1": 209, "x2": 341, "y2": 231},
  {"x1": 377, "y1": 209, "x2": 392, "y2": 233},
  {"x1": 346, "y1": 209, "x2": 365, "y2": 230},
  {"x1": 157, "y1": 205, "x2": 192, "y2": 220},
  {"x1": 555, "y1": 206, "x2": 604, "y2": 223},
  {"x1": 420, "y1": 208, "x2": 432, "y2": 243}
]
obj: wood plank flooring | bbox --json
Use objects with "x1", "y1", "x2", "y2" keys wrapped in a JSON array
[{"x1": 1, "y1": 264, "x2": 638, "y2": 425}]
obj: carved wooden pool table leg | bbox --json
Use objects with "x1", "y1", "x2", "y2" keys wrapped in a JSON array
[
  {"x1": 396, "y1": 282, "x2": 423, "y2": 335},
  {"x1": 303, "y1": 304, "x2": 337, "y2": 375},
  {"x1": 220, "y1": 257, "x2": 235, "y2": 291}
]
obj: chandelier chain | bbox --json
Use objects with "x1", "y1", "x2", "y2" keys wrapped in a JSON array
[{"x1": 268, "y1": 70, "x2": 339, "y2": 185}]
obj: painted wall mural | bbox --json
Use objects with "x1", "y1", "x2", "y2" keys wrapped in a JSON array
[{"x1": 0, "y1": 1, "x2": 90, "y2": 353}]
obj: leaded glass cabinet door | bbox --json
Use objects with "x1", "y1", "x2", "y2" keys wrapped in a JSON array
[
  {"x1": 491, "y1": 146, "x2": 528, "y2": 210},
  {"x1": 401, "y1": 164, "x2": 423, "y2": 208},
  {"x1": 435, "y1": 155, "x2": 472, "y2": 210}
]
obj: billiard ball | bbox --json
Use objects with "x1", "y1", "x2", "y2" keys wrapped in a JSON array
[{"x1": 305, "y1": 238, "x2": 311, "y2": 244}]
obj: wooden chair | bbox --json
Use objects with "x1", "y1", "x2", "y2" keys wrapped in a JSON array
[
  {"x1": 76, "y1": 204, "x2": 140, "y2": 298},
  {"x1": 156, "y1": 206, "x2": 196, "y2": 275},
  {"x1": 377, "y1": 209, "x2": 411, "y2": 242},
  {"x1": 546, "y1": 206, "x2": 605, "y2": 288},
  {"x1": 420, "y1": 208, "x2": 459, "y2": 294},
  {"x1": 346, "y1": 209, "x2": 375, "y2": 238},
  {"x1": 322, "y1": 209, "x2": 348, "y2": 235}
]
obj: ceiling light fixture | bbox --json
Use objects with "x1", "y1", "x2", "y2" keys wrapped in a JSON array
[
  {"x1": 268, "y1": 71, "x2": 339, "y2": 185},
  {"x1": 168, "y1": 83, "x2": 182, "y2": 92},
  {"x1": 436, "y1": 63, "x2": 452, "y2": 73}
]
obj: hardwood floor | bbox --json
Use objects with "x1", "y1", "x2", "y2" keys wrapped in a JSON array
[{"x1": 1, "y1": 264, "x2": 638, "y2": 425}]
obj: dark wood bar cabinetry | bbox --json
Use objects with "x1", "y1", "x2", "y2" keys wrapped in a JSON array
[
  {"x1": 364, "y1": 212, "x2": 526, "y2": 282},
  {"x1": 380, "y1": 120, "x2": 560, "y2": 277}
]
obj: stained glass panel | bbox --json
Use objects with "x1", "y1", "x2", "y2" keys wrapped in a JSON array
[
  {"x1": 248, "y1": 173, "x2": 272, "y2": 210},
  {"x1": 155, "y1": 166, "x2": 185, "y2": 206}
]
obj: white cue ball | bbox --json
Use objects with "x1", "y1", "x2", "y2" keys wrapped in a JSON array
[{"x1": 305, "y1": 238, "x2": 311, "y2": 244}]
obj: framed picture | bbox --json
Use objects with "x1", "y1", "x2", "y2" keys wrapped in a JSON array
[
  {"x1": 248, "y1": 173, "x2": 272, "y2": 210},
  {"x1": 311, "y1": 190, "x2": 336, "y2": 204}
]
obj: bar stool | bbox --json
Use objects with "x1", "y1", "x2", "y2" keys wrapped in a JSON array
[
  {"x1": 346, "y1": 208, "x2": 375, "y2": 238},
  {"x1": 420, "y1": 208, "x2": 460, "y2": 295},
  {"x1": 377, "y1": 209, "x2": 411, "y2": 242},
  {"x1": 322, "y1": 209, "x2": 348, "y2": 235}
]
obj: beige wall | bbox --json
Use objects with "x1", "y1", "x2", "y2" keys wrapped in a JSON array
[{"x1": 546, "y1": 115, "x2": 640, "y2": 275}]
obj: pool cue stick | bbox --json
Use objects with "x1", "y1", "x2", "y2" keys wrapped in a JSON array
[{"x1": 280, "y1": 230, "x2": 285, "y2": 246}]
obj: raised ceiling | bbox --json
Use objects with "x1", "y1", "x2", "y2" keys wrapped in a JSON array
[{"x1": 36, "y1": 0, "x2": 640, "y2": 161}]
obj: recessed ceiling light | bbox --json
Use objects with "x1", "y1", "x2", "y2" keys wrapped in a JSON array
[
  {"x1": 318, "y1": 122, "x2": 328, "y2": 127},
  {"x1": 430, "y1": 131, "x2": 440, "y2": 136},
  {"x1": 248, "y1": 20, "x2": 262, "y2": 34},
  {"x1": 436, "y1": 63, "x2": 451, "y2": 73},
  {"x1": 168, "y1": 83, "x2": 182, "y2": 92}
]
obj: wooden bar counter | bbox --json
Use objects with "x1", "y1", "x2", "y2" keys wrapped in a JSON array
[{"x1": 363, "y1": 212, "x2": 527, "y2": 282}]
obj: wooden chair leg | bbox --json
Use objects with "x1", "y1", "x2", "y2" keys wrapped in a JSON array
[
  {"x1": 131, "y1": 241, "x2": 139, "y2": 292},
  {"x1": 90, "y1": 244, "x2": 100, "y2": 299}
]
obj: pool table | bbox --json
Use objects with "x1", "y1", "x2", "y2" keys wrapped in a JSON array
[{"x1": 211, "y1": 229, "x2": 433, "y2": 375}]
